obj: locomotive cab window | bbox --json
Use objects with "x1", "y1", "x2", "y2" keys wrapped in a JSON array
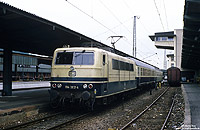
[
  {"x1": 56, "y1": 52, "x2": 73, "y2": 64},
  {"x1": 55, "y1": 51, "x2": 94, "y2": 65},
  {"x1": 74, "y1": 52, "x2": 94, "y2": 65}
]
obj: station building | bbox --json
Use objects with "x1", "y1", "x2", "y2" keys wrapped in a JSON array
[
  {"x1": 149, "y1": 29, "x2": 195, "y2": 82},
  {"x1": 149, "y1": 29, "x2": 183, "y2": 69}
]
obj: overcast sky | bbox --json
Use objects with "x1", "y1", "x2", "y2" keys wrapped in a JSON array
[{"x1": 1, "y1": 0, "x2": 185, "y2": 69}]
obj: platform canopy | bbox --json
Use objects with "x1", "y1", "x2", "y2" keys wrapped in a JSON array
[
  {"x1": 182, "y1": 0, "x2": 200, "y2": 69},
  {"x1": 0, "y1": 2, "x2": 123, "y2": 96},
  {"x1": 0, "y1": 2, "x2": 110, "y2": 56}
]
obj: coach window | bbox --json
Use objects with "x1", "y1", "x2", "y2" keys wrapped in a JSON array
[
  {"x1": 129, "y1": 64, "x2": 134, "y2": 71},
  {"x1": 103, "y1": 55, "x2": 106, "y2": 65},
  {"x1": 125, "y1": 63, "x2": 129, "y2": 71},
  {"x1": 112, "y1": 59, "x2": 119, "y2": 70},
  {"x1": 120, "y1": 61, "x2": 124, "y2": 70},
  {"x1": 168, "y1": 37, "x2": 174, "y2": 41}
]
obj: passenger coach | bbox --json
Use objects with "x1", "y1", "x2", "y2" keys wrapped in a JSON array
[{"x1": 131, "y1": 58, "x2": 163, "y2": 87}]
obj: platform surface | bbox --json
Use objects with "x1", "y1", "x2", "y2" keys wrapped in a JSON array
[
  {"x1": 182, "y1": 84, "x2": 200, "y2": 129},
  {"x1": 0, "y1": 88, "x2": 50, "y2": 111},
  {"x1": 0, "y1": 81, "x2": 50, "y2": 112},
  {"x1": 0, "y1": 84, "x2": 50, "y2": 128}
]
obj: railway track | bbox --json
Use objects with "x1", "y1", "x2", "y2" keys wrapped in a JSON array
[
  {"x1": 3, "y1": 87, "x2": 178, "y2": 130},
  {"x1": 4, "y1": 110, "x2": 90, "y2": 130},
  {"x1": 120, "y1": 87, "x2": 175, "y2": 130},
  {"x1": 47, "y1": 112, "x2": 92, "y2": 130},
  {"x1": 4, "y1": 111, "x2": 65, "y2": 130},
  {"x1": 161, "y1": 94, "x2": 175, "y2": 130}
]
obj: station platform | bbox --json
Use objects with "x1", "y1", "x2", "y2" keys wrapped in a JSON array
[
  {"x1": 182, "y1": 84, "x2": 200, "y2": 129},
  {"x1": 0, "y1": 81, "x2": 51, "y2": 126}
]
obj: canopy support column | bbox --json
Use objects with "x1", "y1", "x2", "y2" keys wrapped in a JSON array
[{"x1": 2, "y1": 47, "x2": 12, "y2": 96}]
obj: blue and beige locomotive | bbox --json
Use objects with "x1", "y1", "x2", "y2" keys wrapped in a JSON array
[{"x1": 49, "y1": 47, "x2": 163, "y2": 109}]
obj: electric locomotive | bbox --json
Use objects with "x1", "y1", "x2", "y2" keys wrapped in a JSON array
[
  {"x1": 49, "y1": 47, "x2": 137, "y2": 109},
  {"x1": 49, "y1": 47, "x2": 163, "y2": 110}
]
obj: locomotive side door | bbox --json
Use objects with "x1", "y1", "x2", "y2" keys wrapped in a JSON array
[
  {"x1": 102, "y1": 53, "x2": 108, "y2": 93},
  {"x1": 102, "y1": 53, "x2": 108, "y2": 77}
]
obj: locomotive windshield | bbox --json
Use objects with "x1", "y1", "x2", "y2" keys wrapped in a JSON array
[{"x1": 55, "y1": 51, "x2": 94, "y2": 65}]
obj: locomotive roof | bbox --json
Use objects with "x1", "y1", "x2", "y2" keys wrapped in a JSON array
[
  {"x1": 55, "y1": 47, "x2": 131, "y2": 59},
  {"x1": 55, "y1": 47, "x2": 161, "y2": 70},
  {"x1": 55, "y1": 47, "x2": 101, "y2": 51}
]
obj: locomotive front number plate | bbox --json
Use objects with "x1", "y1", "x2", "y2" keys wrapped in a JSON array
[{"x1": 65, "y1": 85, "x2": 79, "y2": 89}]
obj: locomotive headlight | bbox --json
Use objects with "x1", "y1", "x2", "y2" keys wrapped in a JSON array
[
  {"x1": 88, "y1": 84, "x2": 93, "y2": 89},
  {"x1": 52, "y1": 84, "x2": 57, "y2": 88},
  {"x1": 57, "y1": 84, "x2": 62, "y2": 88},
  {"x1": 83, "y1": 84, "x2": 87, "y2": 89}
]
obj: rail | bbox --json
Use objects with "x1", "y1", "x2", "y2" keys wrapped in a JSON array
[
  {"x1": 120, "y1": 87, "x2": 170, "y2": 130},
  {"x1": 4, "y1": 111, "x2": 65, "y2": 130},
  {"x1": 160, "y1": 94, "x2": 176, "y2": 130},
  {"x1": 47, "y1": 112, "x2": 92, "y2": 130}
]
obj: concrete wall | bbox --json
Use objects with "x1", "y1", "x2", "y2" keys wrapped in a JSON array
[
  {"x1": 155, "y1": 41, "x2": 174, "y2": 49},
  {"x1": 167, "y1": 56, "x2": 175, "y2": 68},
  {"x1": 174, "y1": 29, "x2": 183, "y2": 69}
]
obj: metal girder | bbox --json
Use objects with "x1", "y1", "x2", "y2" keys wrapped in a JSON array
[
  {"x1": 181, "y1": 56, "x2": 200, "y2": 69},
  {"x1": 183, "y1": 36, "x2": 199, "y2": 43},
  {"x1": 182, "y1": 0, "x2": 200, "y2": 69},
  {"x1": 182, "y1": 49, "x2": 200, "y2": 56},
  {"x1": 187, "y1": 0, "x2": 200, "y2": 3},
  {"x1": 182, "y1": 52, "x2": 200, "y2": 58},
  {"x1": 182, "y1": 44, "x2": 200, "y2": 50},
  {"x1": 184, "y1": 15, "x2": 200, "y2": 22},
  {"x1": 183, "y1": 27, "x2": 200, "y2": 33}
]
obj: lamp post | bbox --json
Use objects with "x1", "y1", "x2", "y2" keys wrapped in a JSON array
[{"x1": 133, "y1": 16, "x2": 140, "y2": 57}]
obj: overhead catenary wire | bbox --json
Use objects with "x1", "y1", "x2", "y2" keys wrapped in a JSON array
[
  {"x1": 65, "y1": 0, "x2": 163, "y2": 68},
  {"x1": 98, "y1": 0, "x2": 132, "y2": 34},
  {"x1": 123, "y1": 0, "x2": 164, "y2": 66},
  {"x1": 163, "y1": 0, "x2": 169, "y2": 30},
  {"x1": 153, "y1": 0, "x2": 165, "y2": 31},
  {"x1": 122, "y1": 0, "x2": 163, "y2": 63},
  {"x1": 122, "y1": 0, "x2": 135, "y2": 15},
  {"x1": 122, "y1": 0, "x2": 153, "y2": 35},
  {"x1": 65, "y1": 0, "x2": 117, "y2": 35},
  {"x1": 93, "y1": 17, "x2": 133, "y2": 38},
  {"x1": 66, "y1": 0, "x2": 134, "y2": 49}
]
